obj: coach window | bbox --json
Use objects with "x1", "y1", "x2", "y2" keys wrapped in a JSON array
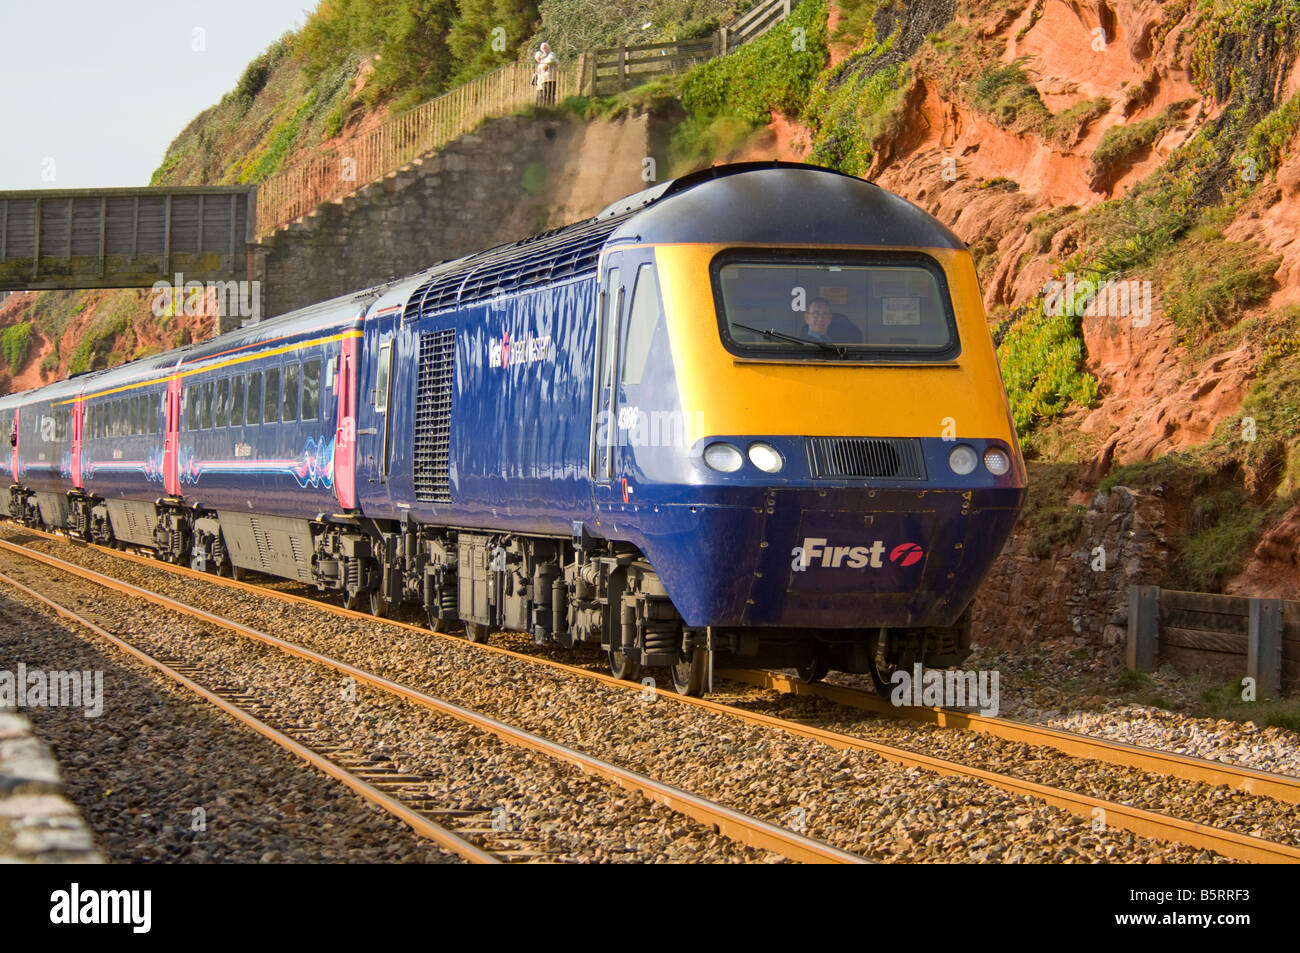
[
  {"x1": 374, "y1": 342, "x2": 392, "y2": 412},
  {"x1": 187, "y1": 387, "x2": 198, "y2": 432},
  {"x1": 214, "y1": 379, "x2": 229, "y2": 428},
  {"x1": 264, "y1": 368, "x2": 281, "y2": 424},
  {"x1": 201, "y1": 381, "x2": 214, "y2": 431},
  {"x1": 152, "y1": 393, "x2": 160, "y2": 434},
  {"x1": 246, "y1": 372, "x2": 262, "y2": 426},
  {"x1": 301, "y1": 359, "x2": 321, "y2": 421},
  {"x1": 230, "y1": 375, "x2": 245, "y2": 426},
  {"x1": 114, "y1": 400, "x2": 123, "y2": 437},
  {"x1": 283, "y1": 364, "x2": 300, "y2": 421},
  {"x1": 623, "y1": 264, "x2": 662, "y2": 386},
  {"x1": 132, "y1": 395, "x2": 141, "y2": 435}
]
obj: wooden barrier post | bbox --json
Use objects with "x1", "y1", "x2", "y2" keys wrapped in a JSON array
[
  {"x1": 1247, "y1": 598, "x2": 1283, "y2": 697},
  {"x1": 1127, "y1": 585, "x2": 1159, "y2": 672}
]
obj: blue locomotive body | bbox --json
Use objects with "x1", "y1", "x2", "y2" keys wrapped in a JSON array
[{"x1": 3, "y1": 163, "x2": 1027, "y2": 694}]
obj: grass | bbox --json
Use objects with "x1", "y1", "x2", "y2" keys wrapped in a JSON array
[
  {"x1": 1018, "y1": 463, "x2": 1088, "y2": 556},
  {"x1": 808, "y1": 61, "x2": 911, "y2": 177},
  {"x1": 1160, "y1": 238, "x2": 1280, "y2": 343},
  {"x1": 968, "y1": 61, "x2": 1050, "y2": 133},
  {"x1": 521, "y1": 161, "x2": 547, "y2": 195},
  {"x1": 1200, "y1": 680, "x2": 1300, "y2": 730},
  {"x1": 681, "y1": 0, "x2": 828, "y2": 126},
  {"x1": 996, "y1": 305, "x2": 1099, "y2": 435},
  {"x1": 1089, "y1": 105, "x2": 1185, "y2": 179},
  {"x1": 1165, "y1": 489, "x2": 1268, "y2": 591},
  {"x1": 1100, "y1": 453, "x2": 1208, "y2": 494},
  {"x1": 1, "y1": 322, "x2": 33, "y2": 375},
  {"x1": 1244, "y1": 91, "x2": 1300, "y2": 178},
  {"x1": 1043, "y1": 96, "x2": 1111, "y2": 146}
]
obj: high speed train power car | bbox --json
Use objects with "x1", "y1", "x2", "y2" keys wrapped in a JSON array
[{"x1": 2, "y1": 162, "x2": 1027, "y2": 696}]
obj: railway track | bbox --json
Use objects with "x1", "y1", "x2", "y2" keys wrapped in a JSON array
[
  {"x1": 2, "y1": 526, "x2": 1298, "y2": 863},
  {"x1": 719, "y1": 669, "x2": 1300, "y2": 806},
  {"x1": 0, "y1": 537, "x2": 864, "y2": 865}
]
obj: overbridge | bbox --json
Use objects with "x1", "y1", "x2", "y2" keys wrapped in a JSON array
[{"x1": 0, "y1": 186, "x2": 257, "y2": 292}]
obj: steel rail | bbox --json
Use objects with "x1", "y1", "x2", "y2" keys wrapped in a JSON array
[
  {"x1": 0, "y1": 537, "x2": 866, "y2": 865},
  {"x1": 4, "y1": 529, "x2": 1299, "y2": 862},
  {"x1": 718, "y1": 668, "x2": 1300, "y2": 806},
  {"x1": 0, "y1": 567, "x2": 499, "y2": 865}
]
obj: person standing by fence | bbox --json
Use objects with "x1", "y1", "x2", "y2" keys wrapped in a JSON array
[{"x1": 534, "y1": 42, "x2": 557, "y2": 106}]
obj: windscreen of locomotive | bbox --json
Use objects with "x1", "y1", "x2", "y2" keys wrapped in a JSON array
[{"x1": 718, "y1": 263, "x2": 951, "y2": 351}]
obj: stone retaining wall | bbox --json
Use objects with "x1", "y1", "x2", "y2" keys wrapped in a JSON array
[{"x1": 971, "y1": 485, "x2": 1172, "y2": 651}]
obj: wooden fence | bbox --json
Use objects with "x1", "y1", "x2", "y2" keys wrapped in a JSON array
[
  {"x1": 592, "y1": 0, "x2": 792, "y2": 95},
  {"x1": 256, "y1": 57, "x2": 587, "y2": 236},
  {"x1": 1127, "y1": 586, "x2": 1299, "y2": 694}
]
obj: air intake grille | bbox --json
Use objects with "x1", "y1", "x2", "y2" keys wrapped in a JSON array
[
  {"x1": 403, "y1": 215, "x2": 623, "y2": 321},
  {"x1": 807, "y1": 437, "x2": 926, "y2": 480},
  {"x1": 413, "y1": 329, "x2": 456, "y2": 503}
]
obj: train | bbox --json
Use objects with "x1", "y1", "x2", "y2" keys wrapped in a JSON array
[{"x1": 1, "y1": 161, "x2": 1027, "y2": 696}]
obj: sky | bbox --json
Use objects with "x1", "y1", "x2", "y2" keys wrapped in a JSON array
[{"x1": 0, "y1": 0, "x2": 315, "y2": 190}]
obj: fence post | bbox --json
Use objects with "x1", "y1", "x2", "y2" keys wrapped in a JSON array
[
  {"x1": 783, "y1": 0, "x2": 791, "y2": 17},
  {"x1": 1247, "y1": 598, "x2": 1283, "y2": 697},
  {"x1": 619, "y1": 44, "x2": 629, "y2": 91},
  {"x1": 1127, "y1": 585, "x2": 1159, "y2": 672}
]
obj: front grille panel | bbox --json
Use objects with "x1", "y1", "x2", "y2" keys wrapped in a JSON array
[
  {"x1": 413, "y1": 329, "x2": 455, "y2": 503},
  {"x1": 807, "y1": 437, "x2": 926, "y2": 480}
]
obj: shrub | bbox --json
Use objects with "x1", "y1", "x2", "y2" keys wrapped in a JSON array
[
  {"x1": 969, "y1": 61, "x2": 1049, "y2": 132},
  {"x1": 681, "y1": 0, "x2": 828, "y2": 126},
  {"x1": 1160, "y1": 239, "x2": 1279, "y2": 340},
  {"x1": 1, "y1": 322, "x2": 33, "y2": 374},
  {"x1": 997, "y1": 306, "x2": 1099, "y2": 435}
]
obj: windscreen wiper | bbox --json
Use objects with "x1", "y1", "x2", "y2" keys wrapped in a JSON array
[{"x1": 732, "y1": 323, "x2": 845, "y2": 357}]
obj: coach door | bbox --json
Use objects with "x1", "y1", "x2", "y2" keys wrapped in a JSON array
[
  {"x1": 592, "y1": 254, "x2": 625, "y2": 492},
  {"x1": 163, "y1": 363, "x2": 183, "y2": 497},
  {"x1": 359, "y1": 309, "x2": 398, "y2": 491},
  {"x1": 70, "y1": 394, "x2": 85, "y2": 489}
]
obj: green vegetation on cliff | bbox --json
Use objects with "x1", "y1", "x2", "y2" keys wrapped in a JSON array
[{"x1": 1, "y1": 323, "x2": 33, "y2": 375}]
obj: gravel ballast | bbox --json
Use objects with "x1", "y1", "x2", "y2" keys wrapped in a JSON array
[{"x1": 0, "y1": 531, "x2": 1252, "y2": 863}]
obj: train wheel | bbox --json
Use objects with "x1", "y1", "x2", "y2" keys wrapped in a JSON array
[
  {"x1": 670, "y1": 648, "x2": 707, "y2": 697},
  {"x1": 608, "y1": 648, "x2": 641, "y2": 682},
  {"x1": 796, "y1": 655, "x2": 830, "y2": 685},
  {"x1": 368, "y1": 588, "x2": 387, "y2": 619},
  {"x1": 867, "y1": 628, "x2": 898, "y2": 698},
  {"x1": 465, "y1": 622, "x2": 491, "y2": 644},
  {"x1": 232, "y1": 565, "x2": 248, "y2": 582},
  {"x1": 426, "y1": 611, "x2": 453, "y2": 633}
]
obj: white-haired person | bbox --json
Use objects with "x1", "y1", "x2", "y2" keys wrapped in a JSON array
[{"x1": 534, "y1": 42, "x2": 557, "y2": 106}]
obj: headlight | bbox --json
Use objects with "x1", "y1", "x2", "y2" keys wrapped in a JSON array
[
  {"x1": 703, "y1": 442, "x2": 744, "y2": 473},
  {"x1": 983, "y1": 447, "x2": 1011, "y2": 475},
  {"x1": 747, "y1": 442, "x2": 784, "y2": 473},
  {"x1": 947, "y1": 444, "x2": 978, "y2": 475}
]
